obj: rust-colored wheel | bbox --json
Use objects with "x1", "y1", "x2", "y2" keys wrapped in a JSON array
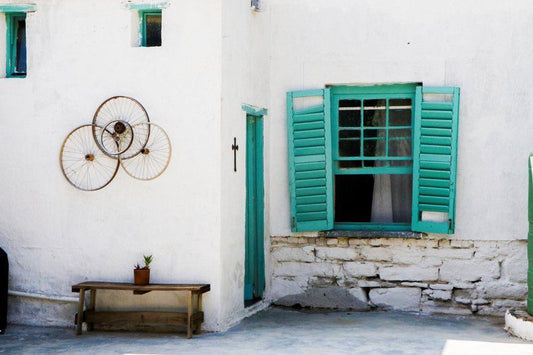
[
  {"x1": 60, "y1": 124, "x2": 119, "y2": 191},
  {"x1": 92, "y1": 96, "x2": 150, "y2": 159},
  {"x1": 120, "y1": 123, "x2": 171, "y2": 180}
]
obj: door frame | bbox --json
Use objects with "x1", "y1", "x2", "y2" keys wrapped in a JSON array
[{"x1": 243, "y1": 104, "x2": 267, "y2": 304}]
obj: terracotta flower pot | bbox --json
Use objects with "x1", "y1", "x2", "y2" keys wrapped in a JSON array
[{"x1": 134, "y1": 268, "x2": 150, "y2": 285}]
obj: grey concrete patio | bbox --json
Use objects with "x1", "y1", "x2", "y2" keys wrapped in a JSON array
[{"x1": 1, "y1": 307, "x2": 532, "y2": 354}]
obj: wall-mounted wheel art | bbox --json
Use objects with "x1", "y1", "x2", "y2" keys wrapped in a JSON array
[
  {"x1": 59, "y1": 97, "x2": 171, "y2": 191},
  {"x1": 121, "y1": 123, "x2": 171, "y2": 180}
]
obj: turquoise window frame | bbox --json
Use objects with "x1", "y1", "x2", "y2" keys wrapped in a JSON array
[
  {"x1": 139, "y1": 9, "x2": 162, "y2": 47},
  {"x1": 330, "y1": 83, "x2": 418, "y2": 231},
  {"x1": 5, "y1": 12, "x2": 26, "y2": 78}
]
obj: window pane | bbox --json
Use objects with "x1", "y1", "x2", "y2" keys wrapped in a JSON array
[
  {"x1": 15, "y1": 18, "x2": 26, "y2": 74},
  {"x1": 145, "y1": 14, "x2": 161, "y2": 47},
  {"x1": 339, "y1": 130, "x2": 360, "y2": 139},
  {"x1": 389, "y1": 128, "x2": 412, "y2": 157},
  {"x1": 339, "y1": 139, "x2": 360, "y2": 157},
  {"x1": 339, "y1": 100, "x2": 361, "y2": 127},
  {"x1": 390, "y1": 160, "x2": 412, "y2": 167},
  {"x1": 363, "y1": 129, "x2": 386, "y2": 157},
  {"x1": 363, "y1": 99, "x2": 386, "y2": 127},
  {"x1": 389, "y1": 139, "x2": 412, "y2": 157},
  {"x1": 338, "y1": 161, "x2": 362, "y2": 169},
  {"x1": 389, "y1": 99, "x2": 412, "y2": 127}
]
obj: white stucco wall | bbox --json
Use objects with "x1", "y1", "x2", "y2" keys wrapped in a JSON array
[
  {"x1": 220, "y1": 0, "x2": 270, "y2": 326},
  {"x1": 267, "y1": 0, "x2": 533, "y2": 241},
  {"x1": 0, "y1": 0, "x2": 225, "y2": 329}
]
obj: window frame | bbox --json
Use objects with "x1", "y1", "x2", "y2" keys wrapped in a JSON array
[
  {"x1": 330, "y1": 84, "x2": 418, "y2": 231},
  {"x1": 139, "y1": 9, "x2": 162, "y2": 47},
  {"x1": 5, "y1": 12, "x2": 26, "y2": 78}
]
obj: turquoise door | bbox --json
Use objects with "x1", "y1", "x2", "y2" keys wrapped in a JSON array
[{"x1": 244, "y1": 114, "x2": 265, "y2": 304}]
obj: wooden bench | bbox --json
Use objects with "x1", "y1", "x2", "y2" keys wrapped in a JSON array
[{"x1": 71, "y1": 281, "x2": 210, "y2": 338}]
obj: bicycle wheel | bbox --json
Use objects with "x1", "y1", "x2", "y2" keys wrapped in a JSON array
[
  {"x1": 60, "y1": 124, "x2": 120, "y2": 191},
  {"x1": 98, "y1": 120, "x2": 134, "y2": 157},
  {"x1": 92, "y1": 96, "x2": 150, "y2": 159},
  {"x1": 120, "y1": 123, "x2": 171, "y2": 180}
]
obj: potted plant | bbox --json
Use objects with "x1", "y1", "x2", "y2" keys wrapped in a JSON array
[{"x1": 133, "y1": 255, "x2": 153, "y2": 285}]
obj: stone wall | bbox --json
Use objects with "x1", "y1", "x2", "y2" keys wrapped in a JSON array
[{"x1": 270, "y1": 237, "x2": 527, "y2": 316}]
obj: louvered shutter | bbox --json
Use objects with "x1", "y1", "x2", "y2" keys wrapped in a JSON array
[
  {"x1": 287, "y1": 89, "x2": 334, "y2": 232},
  {"x1": 412, "y1": 86, "x2": 460, "y2": 234}
]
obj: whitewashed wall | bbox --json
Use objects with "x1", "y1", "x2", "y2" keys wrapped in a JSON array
[
  {"x1": 267, "y1": 0, "x2": 533, "y2": 241},
  {"x1": 220, "y1": 0, "x2": 270, "y2": 326},
  {"x1": 0, "y1": 0, "x2": 225, "y2": 330}
]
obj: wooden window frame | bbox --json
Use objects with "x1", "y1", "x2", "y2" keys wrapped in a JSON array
[
  {"x1": 330, "y1": 84, "x2": 418, "y2": 231},
  {"x1": 139, "y1": 9, "x2": 162, "y2": 47},
  {"x1": 5, "y1": 12, "x2": 26, "y2": 78}
]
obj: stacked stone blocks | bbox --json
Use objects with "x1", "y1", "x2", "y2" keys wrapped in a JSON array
[{"x1": 271, "y1": 237, "x2": 527, "y2": 316}]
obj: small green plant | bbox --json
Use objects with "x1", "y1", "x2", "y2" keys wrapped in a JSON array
[
  {"x1": 143, "y1": 255, "x2": 153, "y2": 269},
  {"x1": 134, "y1": 255, "x2": 153, "y2": 270}
]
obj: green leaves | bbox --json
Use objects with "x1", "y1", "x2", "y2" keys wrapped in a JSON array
[{"x1": 143, "y1": 255, "x2": 153, "y2": 269}]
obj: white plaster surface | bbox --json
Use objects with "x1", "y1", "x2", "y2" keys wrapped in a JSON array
[
  {"x1": 2, "y1": 0, "x2": 533, "y2": 332},
  {"x1": 267, "y1": 0, "x2": 533, "y2": 241},
  {"x1": 0, "y1": 0, "x2": 226, "y2": 330}
]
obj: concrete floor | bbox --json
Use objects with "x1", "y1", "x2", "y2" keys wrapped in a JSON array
[{"x1": 1, "y1": 307, "x2": 532, "y2": 354}]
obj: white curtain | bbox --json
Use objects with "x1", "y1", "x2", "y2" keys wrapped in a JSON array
[{"x1": 370, "y1": 104, "x2": 412, "y2": 223}]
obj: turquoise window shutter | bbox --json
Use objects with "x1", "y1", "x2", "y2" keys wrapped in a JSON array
[
  {"x1": 287, "y1": 89, "x2": 334, "y2": 232},
  {"x1": 411, "y1": 86, "x2": 460, "y2": 234}
]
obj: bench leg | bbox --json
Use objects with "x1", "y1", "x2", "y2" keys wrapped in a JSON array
[
  {"x1": 87, "y1": 289, "x2": 96, "y2": 331},
  {"x1": 187, "y1": 291, "x2": 193, "y2": 339},
  {"x1": 76, "y1": 289, "x2": 85, "y2": 335},
  {"x1": 195, "y1": 293, "x2": 202, "y2": 334}
]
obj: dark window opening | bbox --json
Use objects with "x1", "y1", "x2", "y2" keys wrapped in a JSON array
[
  {"x1": 14, "y1": 19, "x2": 26, "y2": 74},
  {"x1": 334, "y1": 174, "x2": 413, "y2": 223},
  {"x1": 142, "y1": 11, "x2": 162, "y2": 47},
  {"x1": 6, "y1": 14, "x2": 26, "y2": 77}
]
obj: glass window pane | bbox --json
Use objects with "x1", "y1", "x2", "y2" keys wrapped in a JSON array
[
  {"x1": 339, "y1": 100, "x2": 361, "y2": 127},
  {"x1": 338, "y1": 161, "x2": 362, "y2": 169},
  {"x1": 389, "y1": 99, "x2": 412, "y2": 127},
  {"x1": 363, "y1": 129, "x2": 386, "y2": 157},
  {"x1": 389, "y1": 128, "x2": 411, "y2": 157},
  {"x1": 339, "y1": 139, "x2": 360, "y2": 157},
  {"x1": 14, "y1": 18, "x2": 26, "y2": 74},
  {"x1": 339, "y1": 130, "x2": 360, "y2": 139},
  {"x1": 145, "y1": 14, "x2": 161, "y2": 47},
  {"x1": 363, "y1": 99, "x2": 386, "y2": 127},
  {"x1": 389, "y1": 139, "x2": 412, "y2": 157},
  {"x1": 390, "y1": 160, "x2": 413, "y2": 167}
]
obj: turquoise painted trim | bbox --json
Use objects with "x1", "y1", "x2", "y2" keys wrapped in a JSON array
[
  {"x1": 139, "y1": 9, "x2": 161, "y2": 47},
  {"x1": 334, "y1": 222, "x2": 410, "y2": 231},
  {"x1": 411, "y1": 86, "x2": 423, "y2": 231},
  {"x1": 292, "y1": 89, "x2": 324, "y2": 98},
  {"x1": 527, "y1": 153, "x2": 533, "y2": 315},
  {"x1": 335, "y1": 167, "x2": 412, "y2": 175},
  {"x1": 422, "y1": 86, "x2": 455, "y2": 94},
  {"x1": 286, "y1": 88, "x2": 334, "y2": 232},
  {"x1": 5, "y1": 12, "x2": 26, "y2": 78},
  {"x1": 323, "y1": 88, "x2": 334, "y2": 230},
  {"x1": 331, "y1": 84, "x2": 416, "y2": 175},
  {"x1": 330, "y1": 83, "x2": 420, "y2": 96},
  {"x1": 242, "y1": 104, "x2": 267, "y2": 117},
  {"x1": 125, "y1": 1, "x2": 169, "y2": 10},
  {"x1": 245, "y1": 114, "x2": 265, "y2": 302},
  {"x1": 0, "y1": 4, "x2": 36, "y2": 13},
  {"x1": 411, "y1": 86, "x2": 460, "y2": 234}
]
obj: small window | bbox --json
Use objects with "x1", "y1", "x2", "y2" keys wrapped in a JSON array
[
  {"x1": 286, "y1": 85, "x2": 460, "y2": 234},
  {"x1": 140, "y1": 10, "x2": 161, "y2": 47},
  {"x1": 332, "y1": 87, "x2": 415, "y2": 230},
  {"x1": 6, "y1": 13, "x2": 26, "y2": 77}
]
